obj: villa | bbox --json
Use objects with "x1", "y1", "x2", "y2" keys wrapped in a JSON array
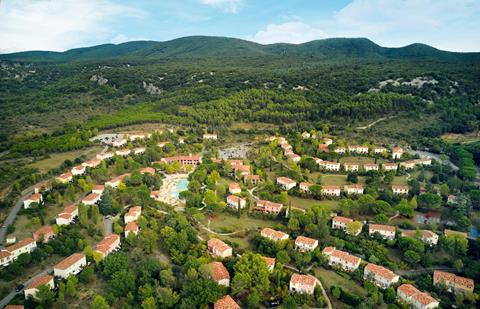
[
  {"x1": 289, "y1": 274, "x2": 318, "y2": 295},
  {"x1": 321, "y1": 186, "x2": 341, "y2": 197},
  {"x1": 125, "y1": 206, "x2": 142, "y2": 224},
  {"x1": 383, "y1": 163, "x2": 398, "y2": 171},
  {"x1": 32, "y1": 226, "x2": 55, "y2": 243},
  {"x1": 400, "y1": 161, "x2": 416, "y2": 170},
  {"x1": 226, "y1": 195, "x2": 247, "y2": 209},
  {"x1": 128, "y1": 133, "x2": 150, "y2": 140},
  {"x1": 56, "y1": 172, "x2": 73, "y2": 184},
  {"x1": 95, "y1": 234, "x2": 121, "y2": 259},
  {"x1": 150, "y1": 191, "x2": 161, "y2": 201},
  {"x1": 228, "y1": 182, "x2": 241, "y2": 194},
  {"x1": 397, "y1": 284, "x2": 439, "y2": 309},
  {"x1": 299, "y1": 182, "x2": 313, "y2": 193},
  {"x1": 203, "y1": 133, "x2": 218, "y2": 140},
  {"x1": 374, "y1": 147, "x2": 387, "y2": 154},
  {"x1": 92, "y1": 185, "x2": 104, "y2": 195},
  {"x1": 24, "y1": 193, "x2": 43, "y2": 209},
  {"x1": 416, "y1": 157, "x2": 432, "y2": 165},
  {"x1": 112, "y1": 138, "x2": 127, "y2": 147},
  {"x1": 160, "y1": 154, "x2": 202, "y2": 166},
  {"x1": 54, "y1": 252, "x2": 87, "y2": 279},
  {"x1": 276, "y1": 177, "x2": 296, "y2": 190},
  {"x1": 255, "y1": 200, "x2": 283, "y2": 215},
  {"x1": 0, "y1": 238, "x2": 37, "y2": 267},
  {"x1": 392, "y1": 185, "x2": 409, "y2": 195},
  {"x1": 433, "y1": 271, "x2": 474, "y2": 294},
  {"x1": 331, "y1": 216, "x2": 362, "y2": 235},
  {"x1": 96, "y1": 152, "x2": 114, "y2": 161},
  {"x1": 349, "y1": 145, "x2": 369, "y2": 154},
  {"x1": 295, "y1": 236, "x2": 318, "y2": 252},
  {"x1": 261, "y1": 228, "x2": 289, "y2": 242},
  {"x1": 133, "y1": 147, "x2": 146, "y2": 154},
  {"x1": 115, "y1": 149, "x2": 131, "y2": 156},
  {"x1": 319, "y1": 144, "x2": 329, "y2": 153},
  {"x1": 323, "y1": 138, "x2": 333, "y2": 145},
  {"x1": 335, "y1": 147, "x2": 346, "y2": 154},
  {"x1": 392, "y1": 147, "x2": 404, "y2": 159},
  {"x1": 364, "y1": 163, "x2": 379, "y2": 172},
  {"x1": 364, "y1": 263, "x2": 399, "y2": 289},
  {"x1": 207, "y1": 238, "x2": 232, "y2": 259},
  {"x1": 344, "y1": 163, "x2": 359, "y2": 172},
  {"x1": 281, "y1": 143, "x2": 293, "y2": 151},
  {"x1": 344, "y1": 184, "x2": 364, "y2": 195},
  {"x1": 318, "y1": 160, "x2": 341, "y2": 171},
  {"x1": 243, "y1": 174, "x2": 260, "y2": 185},
  {"x1": 263, "y1": 256, "x2": 276, "y2": 272},
  {"x1": 287, "y1": 153, "x2": 301, "y2": 163},
  {"x1": 233, "y1": 164, "x2": 251, "y2": 176},
  {"x1": 71, "y1": 165, "x2": 86, "y2": 176},
  {"x1": 56, "y1": 204, "x2": 78, "y2": 226},
  {"x1": 322, "y1": 247, "x2": 361, "y2": 272},
  {"x1": 124, "y1": 222, "x2": 139, "y2": 237},
  {"x1": 82, "y1": 193, "x2": 100, "y2": 205},
  {"x1": 105, "y1": 173, "x2": 131, "y2": 188},
  {"x1": 301, "y1": 132, "x2": 311, "y2": 139},
  {"x1": 401, "y1": 230, "x2": 439, "y2": 246},
  {"x1": 209, "y1": 261, "x2": 230, "y2": 286},
  {"x1": 369, "y1": 224, "x2": 396, "y2": 240},
  {"x1": 415, "y1": 211, "x2": 441, "y2": 225},
  {"x1": 24, "y1": 275, "x2": 54, "y2": 299},
  {"x1": 214, "y1": 295, "x2": 240, "y2": 309},
  {"x1": 82, "y1": 159, "x2": 101, "y2": 168}
]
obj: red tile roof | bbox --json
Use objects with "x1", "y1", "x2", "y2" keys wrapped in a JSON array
[
  {"x1": 333, "y1": 216, "x2": 353, "y2": 224},
  {"x1": 295, "y1": 235, "x2": 317, "y2": 247},
  {"x1": 210, "y1": 261, "x2": 230, "y2": 281},
  {"x1": 369, "y1": 224, "x2": 395, "y2": 233},
  {"x1": 433, "y1": 271, "x2": 474, "y2": 290},
  {"x1": 32, "y1": 226, "x2": 55, "y2": 241},
  {"x1": 125, "y1": 221, "x2": 139, "y2": 232},
  {"x1": 290, "y1": 274, "x2": 317, "y2": 287},
  {"x1": 214, "y1": 295, "x2": 240, "y2": 309},
  {"x1": 365, "y1": 263, "x2": 398, "y2": 281},
  {"x1": 27, "y1": 275, "x2": 53, "y2": 290},
  {"x1": 277, "y1": 177, "x2": 296, "y2": 185},
  {"x1": 5, "y1": 238, "x2": 35, "y2": 253},
  {"x1": 96, "y1": 234, "x2": 120, "y2": 255},
  {"x1": 55, "y1": 253, "x2": 85, "y2": 270},
  {"x1": 207, "y1": 238, "x2": 231, "y2": 254}
]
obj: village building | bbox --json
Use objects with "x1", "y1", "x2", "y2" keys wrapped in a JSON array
[
  {"x1": 207, "y1": 238, "x2": 233, "y2": 259},
  {"x1": 400, "y1": 161, "x2": 416, "y2": 170},
  {"x1": 335, "y1": 147, "x2": 346, "y2": 154},
  {"x1": 263, "y1": 256, "x2": 276, "y2": 272},
  {"x1": 54, "y1": 252, "x2": 87, "y2": 279},
  {"x1": 56, "y1": 204, "x2": 78, "y2": 226},
  {"x1": 226, "y1": 195, "x2": 247, "y2": 209},
  {"x1": 323, "y1": 138, "x2": 333, "y2": 145},
  {"x1": 95, "y1": 234, "x2": 121, "y2": 259},
  {"x1": 4, "y1": 305, "x2": 24, "y2": 309},
  {"x1": 209, "y1": 261, "x2": 230, "y2": 286},
  {"x1": 71, "y1": 165, "x2": 86, "y2": 176},
  {"x1": 150, "y1": 191, "x2": 161, "y2": 201},
  {"x1": 56, "y1": 172, "x2": 73, "y2": 184},
  {"x1": 105, "y1": 173, "x2": 131, "y2": 188},
  {"x1": 124, "y1": 221, "x2": 139, "y2": 237},
  {"x1": 24, "y1": 275, "x2": 54, "y2": 299},
  {"x1": 203, "y1": 133, "x2": 218, "y2": 140},
  {"x1": 295, "y1": 236, "x2": 318, "y2": 252},
  {"x1": 115, "y1": 148, "x2": 131, "y2": 156},
  {"x1": 233, "y1": 164, "x2": 251, "y2": 177},
  {"x1": 133, "y1": 147, "x2": 146, "y2": 155},
  {"x1": 255, "y1": 200, "x2": 283, "y2": 215},
  {"x1": 0, "y1": 250, "x2": 13, "y2": 267},
  {"x1": 319, "y1": 144, "x2": 329, "y2": 153},
  {"x1": 157, "y1": 142, "x2": 168, "y2": 148},
  {"x1": 364, "y1": 263, "x2": 399, "y2": 289},
  {"x1": 416, "y1": 157, "x2": 432, "y2": 165},
  {"x1": 344, "y1": 163, "x2": 359, "y2": 172},
  {"x1": 92, "y1": 185, "x2": 105, "y2": 195},
  {"x1": 112, "y1": 138, "x2": 127, "y2": 147},
  {"x1": 160, "y1": 154, "x2": 202, "y2": 166},
  {"x1": 383, "y1": 162, "x2": 398, "y2": 171},
  {"x1": 82, "y1": 193, "x2": 100, "y2": 205},
  {"x1": 331, "y1": 216, "x2": 362, "y2": 235},
  {"x1": 364, "y1": 163, "x2": 379, "y2": 172},
  {"x1": 128, "y1": 133, "x2": 150, "y2": 141},
  {"x1": 374, "y1": 147, "x2": 387, "y2": 155},
  {"x1": 82, "y1": 159, "x2": 101, "y2": 168},
  {"x1": 276, "y1": 177, "x2": 297, "y2": 190},
  {"x1": 214, "y1": 295, "x2": 240, "y2": 309},
  {"x1": 321, "y1": 185, "x2": 341, "y2": 197},
  {"x1": 32, "y1": 226, "x2": 55, "y2": 243},
  {"x1": 124, "y1": 206, "x2": 142, "y2": 224},
  {"x1": 392, "y1": 147, "x2": 404, "y2": 159},
  {"x1": 289, "y1": 274, "x2": 318, "y2": 295},
  {"x1": 349, "y1": 145, "x2": 369, "y2": 154},
  {"x1": 322, "y1": 247, "x2": 361, "y2": 272},
  {"x1": 392, "y1": 185, "x2": 409, "y2": 195},
  {"x1": 284, "y1": 149, "x2": 294, "y2": 156},
  {"x1": 0, "y1": 238, "x2": 37, "y2": 267},
  {"x1": 299, "y1": 182, "x2": 313, "y2": 193},
  {"x1": 318, "y1": 160, "x2": 341, "y2": 171},
  {"x1": 261, "y1": 228, "x2": 289, "y2": 242},
  {"x1": 397, "y1": 284, "x2": 439, "y2": 309},
  {"x1": 243, "y1": 174, "x2": 260, "y2": 185},
  {"x1": 344, "y1": 184, "x2": 364, "y2": 195},
  {"x1": 433, "y1": 271, "x2": 474, "y2": 294},
  {"x1": 415, "y1": 211, "x2": 441, "y2": 225},
  {"x1": 139, "y1": 167, "x2": 155, "y2": 175},
  {"x1": 369, "y1": 224, "x2": 396, "y2": 240},
  {"x1": 96, "y1": 152, "x2": 114, "y2": 161},
  {"x1": 301, "y1": 132, "x2": 311, "y2": 139},
  {"x1": 23, "y1": 193, "x2": 43, "y2": 209},
  {"x1": 401, "y1": 230, "x2": 439, "y2": 246},
  {"x1": 287, "y1": 153, "x2": 301, "y2": 163},
  {"x1": 33, "y1": 181, "x2": 51, "y2": 194},
  {"x1": 228, "y1": 182, "x2": 241, "y2": 194}
]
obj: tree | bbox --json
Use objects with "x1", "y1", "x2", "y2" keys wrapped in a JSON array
[
  {"x1": 78, "y1": 203, "x2": 88, "y2": 226},
  {"x1": 160, "y1": 269, "x2": 176, "y2": 287},
  {"x1": 66, "y1": 275, "x2": 78, "y2": 297},
  {"x1": 347, "y1": 172, "x2": 358, "y2": 183},
  {"x1": 180, "y1": 277, "x2": 223, "y2": 308},
  {"x1": 91, "y1": 295, "x2": 110, "y2": 309},
  {"x1": 231, "y1": 253, "x2": 270, "y2": 296},
  {"x1": 418, "y1": 193, "x2": 442, "y2": 209},
  {"x1": 396, "y1": 199, "x2": 415, "y2": 217},
  {"x1": 404, "y1": 250, "x2": 421, "y2": 266},
  {"x1": 98, "y1": 190, "x2": 115, "y2": 215},
  {"x1": 107, "y1": 269, "x2": 136, "y2": 297},
  {"x1": 156, "y1": 287, "x2": 180, "y2": 308},
  {"x1": 276, "y1": 250, "x2": 291, "y2": 265},
  {"x1": 346, "y1": 221, "x2": 363, "y2": 235},
  {"x1": 204, "y1": 189, "x2": 217, "y2": 207},
  {"x1": 103, "y1": 252, "x2": 129, "y2": 278},
  {"x1": 36, "y1": 284, "x2": 55, "y2": 307},
  {"x1": 141, "y1": 297, "x2": 157, "y2": 309}
]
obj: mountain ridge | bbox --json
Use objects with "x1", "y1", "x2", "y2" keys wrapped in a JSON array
[{"x1": 1, "y1": 36, "x2": 479, "y2": 63}]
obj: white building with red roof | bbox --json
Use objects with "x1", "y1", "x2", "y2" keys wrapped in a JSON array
[
  {"x1": 332, "y1": 216, "x2": 353, "y2": 231},
  {"x1": 56, "y1": 204, "x2": 78, "y2": 226},
  {"x1": 228, "y1": 182, "x2": 241, "y2": 194},
  {"x1": 150, "y1": 191, "x2": 161, "y2": 201},
  {"x1": 287, "y1": 153, "x2": 301, "y2": 163},
  {"x1": 295, "y1": 236, "x2": 318, "y2": 252},
  {"x1": 82, "y1": 159, "x2": 101, "y2": 168},
  {"x1": 263, "y1": 256, "x2": 276, "y2": 272},
  {"x1": 115, "y1": 149, "x2": 131, "y2": 157},
  {"x1": 364, "y1": 263, "x2": 399, "y2": 289},
  {"x1": 133, "y1": 147, "x2": 146, "y2": 155},
  {"x1": 349, "y1": 145, "x2": 369, "y2": 154},
  {"x1": 344, "y1": 184, "x2": 364, "y2": 195},
  {"x1": 343, "y1": 163, "x2": 359, "y2": 172},
  {"x1": 54, "y1": 252, "x2": 86, "y2": 279},
  {"x1": 335, "y1": 147, "x2": 346, "y2": 154},
  {"x1": 383, "y1": 162, "x2": 398, "y2": 171},
  {"x1": 401, "y1": 230, "x2": 439, "y2": 246},
  {"x1": 24, "y1": 275, "x2": 54, "y2": 299},
  {"x1": 105, "y1": 173, "x2": 131, "y2": 188},
  {"x1": 364, "y1": 163, "x2": 379, "y2": 172},
  {"x1": 374, "y1": 147, "x2": 387, "y2": 155},
  {"x1": 71, "y1": 165, "x2": 86, "y2": 176},
  {"x1": 299, "y1": 182, "x2": 313, "y2": 193},
  {"x1": 392, "y1": 185, "x2": 409, "y2": 195},
  {"x1": 400, "y1": 161, "x2": 416, "y2": 170},
  {"x1": 433, "y1": 271, "x2": 474, "y2": 294},
  {"x1": 4, "y1": 238, "x2": 37, "y2": 262},
  {"x1": 209, "y1": 261, "x2": 230, "y2": 286},
  {"x1": 392, "y1": 147, "x2": 404, "y2": 159},
  {"x1": 23, "y1": 193, "x2": 43, "y2": 209},
  {"x1": 124, "y1": 206, "x2": 142, "y2": 224},
  {"x1": 226, "y1": 195, "x2": 247, "y2": 209},
  {"x1": 161, "y1": 154, "x2": 202, "y2": 166},
  {"x1": 276, "y1": 177, "x2": 296, "y2": 190},
  {"x1": 82, "y1": 193, "x2": 100, "y2": 205},
  {"x1": 203, "y1": 133, "x2": 218, "y2": 140},
  {"x1": 397, "y1": 284, "x2": 439, "y2": 309},
  {"x1": 112, "y1": 138, "x2": 127, "y2": 147},
  {"x1": 207, "y1": 238, "x2": 232, "y2": 259},
  {"x1": 255, "y1": 200, "x2": 283, "y2": 215},
  {"x1": 56, "y1": 172, "x2": 73, "y2": 184},
  {"x1": 32, "y1": 226, "x2": 55, "y2": 243},
  {"x1": 322, "y1": 247, "x2": 361, "y2": 272},
  {"x1": 369, "y1": 224, "x2": 396, "y2": 240},
  {"x1": 92, "y1": 185, "x2": 105, "y2": 195},
  {"x1": 96, "y1": 152, "x2": 114, "y2": 161},
  {"x1": 289, "y1": 274, "x2": 318, "y2": 295},
  {"x1": 318, "y1": 160, "x2": 341, "y2": 171},
  {"x1": 243, "y1": 174, "x2": 260, "y2": 185},
  {"x1": 124, "y1": 221, "x2": 139, "y2": 237},
  {"x1": 233, "y1": 164, "x2": 251, "y2": 177},
  {"x1": 128, "y1": 133, "x2": 150, "y2": 141},
  {"x1": 321, "y1": 186, "x2": 341, "y2": 197},
  {"x1": 214, "y1": 295, "x2": 239, "y2": 309},
  {"x1": 261, "y1": 228, "x2": 289, "y2": 242},
  {"x1": 95, "y1": 234, "x2": 121, "y2": 259}
]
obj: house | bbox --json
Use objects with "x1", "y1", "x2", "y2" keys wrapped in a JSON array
[
  {"x1": 344, "y1": 184, "x2": 364, "y2": 195},
  {"x1": 92, "y1": 185, "x2": 105, "y2": 195},
  {"x1": 260, "y1": 228, "x2": 289, "y2": 242},
  {"x1": 392, "y1": 185, "x2": 409, "y2": 195},
  {"x1": 364, "y1": 163, "x2": 379, "y2": 172},
  {"x1": 374, "y1": 147, "x2": 387, "y2": 155},
  {"x1": 105, "y1": 173, "x2": 131, "y2": 188},
  {"x1": 24, "y1": 275, "x2": 54, "y2": 299},
  {"x1": 321, "y1": 186, "x2": 341, "y2": 197},
  {"x1": 301, "y1": 132, "x2": 311, "y2": 139},
  {"x1": 0, "y1": 250, "x2": 13, "y2": 267},
  {"x1": 209, "y1": 261, "x2": 230, "y2": 286},
  {"x1": 318, "y1": 160, "x2": 341, "y2": 171},
  {"x1": 150, "y1": 191, "x2": 161, "y2": 201},
  {"x1": 344, "y1": 163, "x2": 359, "y2": 172},
  {"x1": 263, "y1": 256, "x2": 276, "y2": 272},
  {"x1": 364, "y1": 263, "x2": 399, "y2": 289},
  {"x1": 331, "y1": 216, "x2": 362, "y2": 235},
  {"x1": 383, "y1": 163, "x2": 398, "y2": 171},
  {"x1": 276, "y1": 177, "x2": 296, "y2": 190},
  {"x1": 112, "y1": 138, "x2": 127, "y2": 147},
  {"x1": 214, "y1": 295, "x2": 240, "y2": 309},
  {"x1": 71, "y1": 165, "x2": 86, "y2": 176},
  {"x1": 160, "y1": 154, "x2": 202, "y2": 166},
  {"x1": 281, "y1": 143, "x2": 293, "y2": 151},
  {"x1": 416, "y1": 157, "x2": 432, "y2": 165},
  {"x1": 233, "y1": 164, "x2": 251, "y2": 176},
  {"x1": 415, "y1": 211, "x2": 441, "y2": 225},
  {"x1": 319, "y1": 144, "x2": 330, "y2": 153},
  {"x1": 400, "y1": 161, "x2": 416, "y2": 170},
  {"x1": 226, "y1": 195, "x2": 247, "y2": 209},
  {"x1": 139, "y1": 167, "x2": 155, "y2": 175},
  {"x1": 95, "y1": 234, "x2": 121, "y2": 259},
  {"x1": 96, "y1": 152, "x2": 114, "y2": 161},
  {"x1": 133, "y1": 147, "x2": 146, "y2": 155},
  {"x1": 335, "y1": 147, "x2": 346, "y2": 154},
  {"x1": 243, "y1": 174, "x2": 260, "y2": 185},
  {"x1": 323, "y1": 138, "x2": 333, "y2": 145},
  {"x1": 56, "y1": 172, "x2": 73, "y2": 184},
  {"x1": 157, "y1": 141, "x2": 168, "y2": 148},
  {"x1": 392, "y1": 147, "x2": 404, "y2": 159},
  {"x1": 128, "y1": 133, "x2": 150, "y2": 141},
  {"x1": 322, "y1": 247, "x2": 361, "y2": 272},
  {"x1": 32, "y1": 226, "x2": 55, "y2": 243},
  {"x1": 255, "y1": 200, "x2": 283, "y2": 215},
  {"x1": 397, "y1": 284, "x2": 439, "y2": 309},
  {"x1": 4, "y1": 305, "x2": 24, "y2": 309},
  {"x1": 23, "y1": 193, "x2": 43, "y2": 209},
  {"x1": 1, "y1": 238, "x2": 37, "y2": 267},
  {"x1": 56, "y1": 204, "x2": 78, "y2": 226},
  {"x1": 369, "y1": 224, "x2": 396, "y2": 240},
  {"x1": 54, "y1": 252, "x2": 87, "y2": 279},
  {"x1": 82, "y1": 193, "x2": 100, "y2": 205},
  {"x1": 349, "y1": 145, "x2": 369, "y2": 154},
  {"x1": 82, "y1": 159, "x2": 101, "y2": 168},
  {"x1": 228, "y1": 182, "x2": 241, "y2": 194},
  {"x1": 124, "y1": 206, "x2": 141, "y2": 224},
  {"x1": 33, "y1": 181, "x2": 51, "y2": 194},
  {"x1": 287, "y1": 153, "x2": 301, "y2": 163},
  {"x1": 299, "y1": 182, "x2": 313, "y2": 193},
  {"x1": 207, "y1": 238, "x2": 232, "y2": 259},
  {"x1": 284, "y1": 149, "x2": 294, "y2": 156},
  {"x1": 124, "y1": 221, "x2": 139, "y2": 237},
  {"x1": 433, "y1": 271, "x2": 474, "y2": 294},
  {"x1": 401, "y1": 230, "x2": 439, "y2": 246},
  {"x1": 115, "y1": 149, "x2": 131, "y2": 156},
  {"x1": 289, "y1": 274, "x2": 318, "y2": 295},
  {"x1": 295, "y1": 236, "x2": 318, "y2": 252},
  {"x1": 203, "y1": 133, "x2": 218, "y2": 140}
]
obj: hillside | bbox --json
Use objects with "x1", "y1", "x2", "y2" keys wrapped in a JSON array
[{"x1": 1, "y1": 36, "x2": 479, "y2": 63}]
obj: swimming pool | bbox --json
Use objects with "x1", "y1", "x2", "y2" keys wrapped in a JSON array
[{"x1": 170, "y1": 178, "x2": 189, "y2": 199}]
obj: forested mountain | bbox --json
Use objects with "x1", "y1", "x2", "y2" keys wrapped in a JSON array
[{"x1": 1, "y1": 36, "x2": 480, "y2": 62}]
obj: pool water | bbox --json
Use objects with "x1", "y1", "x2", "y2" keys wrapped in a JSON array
[
  {"x1": 171, "y1": 178, "x2": 189, "y2": 199},
  {"x1": 471, "y1": 227, "x2": 479, "y2": 238}
]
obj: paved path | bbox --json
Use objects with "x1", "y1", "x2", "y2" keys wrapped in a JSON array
[
  {"x1": 0, "y1": 268, "x2": 52, "y2": 308},
  {"x1": 356, "y1": 116, "x2": 395, "y2": 130},
  {"x1": 0, "y1": 189, "x2": 34, "y2": 248}
]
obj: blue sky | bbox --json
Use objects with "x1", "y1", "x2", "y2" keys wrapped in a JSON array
[{"x1": 1, "y1": 0, "x2": 479, "y2": 53}]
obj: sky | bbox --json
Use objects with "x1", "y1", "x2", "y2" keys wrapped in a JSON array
[{"x1": 0, "y1": 0, "x2": 479, "y2": 53}]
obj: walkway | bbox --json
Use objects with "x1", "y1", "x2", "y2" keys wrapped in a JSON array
[{"x1": 0, "y1": 268, "x2": 52, "y2": 308}]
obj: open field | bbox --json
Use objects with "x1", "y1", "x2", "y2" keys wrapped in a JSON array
[
  {"x1": 289, "y1": 196, "x2": 340, "y2": 211},
  {"x1": 202, "y1": 212, "x2": 278, "y2": 233},
  {"x1": 339, "y1": 156, "x2": 387, "y2": 164},
  {"x1": 28, "y1": 146, "x2": 103, "y2": 173},
  {"x1": 441, "y1": 132, "x2": 480, "y2": 144},
  {"x1": 392, "y1": 175, "x2": 409, "y2": 185},
  {"x1": 315, "y1": 267, "x2": 367, "y2": 296},
  {"x1": 310, "y1": 173, "x2": 366, "y2": 187}
]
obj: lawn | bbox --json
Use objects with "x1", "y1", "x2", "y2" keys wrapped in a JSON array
[
  {"x1": 314, "y1": 267, "x2": 367, "y2": 297},
  {"x1": 339, "y1": 156, "x2": 384, "y2": 164},
  {"x1": 28, "y1": 146, "x2": 103, "y2": 173},
  {"x1": 289, "y1": 196, "x2": 340, "y2": 211},
  {"x1": 392, "y1": 175, "x2": 409, "y2": 185},
  {"x1": 201, "y1": 212, "x2": 278, "y2": 233}
]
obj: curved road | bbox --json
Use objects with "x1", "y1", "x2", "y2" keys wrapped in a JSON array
[
  {"x1": 0, "y1": 188, "x2": 35, "y2": 248},
  {"x1": 0, "y1": 268, "x2": 52, "y2": 308}
]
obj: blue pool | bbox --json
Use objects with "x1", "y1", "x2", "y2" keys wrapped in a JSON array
[
  {"x1": 471, "y1": 227, "x2": 479, "y2": 238},
  {"x1": 170, "y1": 178, "x2": 189, "y2": 199}
]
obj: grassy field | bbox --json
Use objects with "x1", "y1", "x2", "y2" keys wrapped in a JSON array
[
  {"x1": 441, "y1": 132, "x2": 480, "y2": 144},
  {"x1": 202, "y1": 212, "x2": 278, "y2": 233},
  {"x1": 339, "y1": 156, "x2": 386, "y2": 164},
  {"x1": 28, "y1": 146, "x2": 103, "y2": 173},
  {"x1": 314, "y1": 267, "x2": 367, "y2": 298},
  {"x1": 392, "y1": 175, "x2": 409, "y2": 185},
  {"x1": 289, "y1": 196, "x2": 340, "y2": 211}
]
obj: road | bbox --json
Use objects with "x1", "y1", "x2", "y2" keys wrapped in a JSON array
[
  {"x1": 0, "y1": 268, "x2": 52, "y2": 308},
  {"x1": 104, "y1": 216, "x2": 113, "y2": 235},
  {"x1": 0, "y1": 188, "x2": 34, "y2": 248}
]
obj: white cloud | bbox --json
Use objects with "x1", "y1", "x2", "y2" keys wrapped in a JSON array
[
  {"x1": 199, "y1": 0, "x2": 244, "y2": 13},
  {"x1": 0, "y1": 0, "x2": 145, "y2": 53},
  {"x1": 250, "y1": 21, "x2": 325, "y2": 44}
]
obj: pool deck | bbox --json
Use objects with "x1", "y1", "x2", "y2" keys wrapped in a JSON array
[{"x1": 158, "y1": 173, "x2": 189, "y2": 206}]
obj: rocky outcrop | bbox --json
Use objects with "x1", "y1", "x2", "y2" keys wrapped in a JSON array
[
  {"x1": 143, "y1": 81, "x2": 162, "y2": 95},
  {"x1": 90, "y1": 74, "x2": 108, "y2": 86}
]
